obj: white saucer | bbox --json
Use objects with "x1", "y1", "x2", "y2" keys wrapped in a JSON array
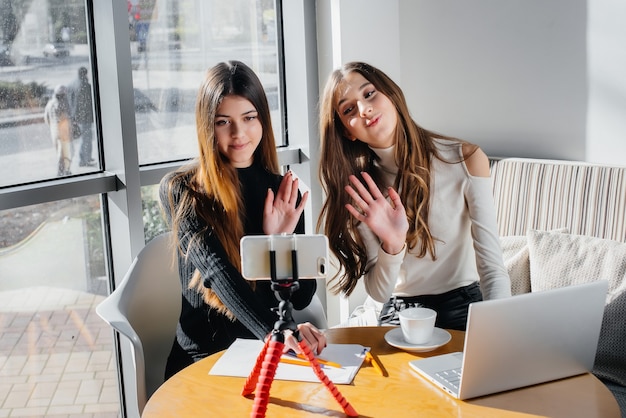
[{"x1": 384, "y1": 327, "x2": 451, "y2": 353}]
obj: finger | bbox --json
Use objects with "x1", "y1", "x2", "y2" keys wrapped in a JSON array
[
  {"x1": 311, "y1": 327, "x2": 327, "y2": 354},
  {"x1": 283, "y1": 334, "x2": 300, "y2": 354},
  {"x1": 277, "y1": 171, "x2": 294, "y2": 201},
  {"x1": 298, "y1": 323, "x2": 327, "y2": 355},
  {"x1": 303, "y1": 322, "x2": 325, "y2": 338},
  {"x1": 344, "y1": 184, "x2": 368, "y2": 211},
  {"x1": 288, "y1": 177, "x2": 299, "y2": 205},
  {"x1": 387, "y1": 186, "x2": 404, "y2": 210},
  {"x1": 361, "y1": 172, "x2": 386, "y2": 200},
  {"x1": 345, "y1": 203, "x2": 366, "y2": 221},
  {"x1": 348, "y1": 174, "x2": 375, "y2": 204},
  {"x1": 295, "y1": 190, "x2": 309, "y2": 212},
  {"x1": 299, "y1": 333, "x2": 318, "y2": 355},
  {"x1": 296, "y1": 325, "x2": 315, "y2": 352},
  {"x1": 264, "y1": 188, "x2": 274, "y2": 215}
]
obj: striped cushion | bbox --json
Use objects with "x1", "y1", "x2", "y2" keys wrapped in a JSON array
[{"x1": 491, "y1": 158, "x2": 626, "y2": 242}]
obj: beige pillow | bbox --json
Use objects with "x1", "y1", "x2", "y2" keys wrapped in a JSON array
[
  {"x1": 500, "y1": 228, "x2": 569, "y2": 295},
  {"x1": 528, "y1": 229, "x2": 626, "y2": 386},
  {"x1": 500, "y1": 235, "x2": 530, "y2": 295}
]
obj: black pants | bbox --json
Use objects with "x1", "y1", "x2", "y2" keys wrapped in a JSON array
[
  {"x1": 164, "y1": 338, "x2": 194, "y2": 381},
  {"x1": 378, "y1": 282, "x2": 483, "y2": 331}
]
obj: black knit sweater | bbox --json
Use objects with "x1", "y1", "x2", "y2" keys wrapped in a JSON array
[{"x1": 160, "y1": 162, "x2": 316, "y2": 378}]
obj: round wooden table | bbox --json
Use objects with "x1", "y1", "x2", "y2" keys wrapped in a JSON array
[{"x1": 142, "y1": 326, "x2": 620, "y2": 417}]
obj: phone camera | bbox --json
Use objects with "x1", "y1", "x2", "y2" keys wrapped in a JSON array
[{"x1": 318, "y1": 258, "x2": 326, "y2": 275}]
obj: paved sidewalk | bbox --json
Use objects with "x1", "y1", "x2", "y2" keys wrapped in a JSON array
[
  {"x1": 0, "y1": 219, "x2": 120, "y2": 417},
  {"x1": 0, "y1": 287, "x2": 119, "y2": 418}
]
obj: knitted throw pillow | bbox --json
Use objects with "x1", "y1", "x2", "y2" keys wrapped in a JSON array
[
  {"x1": 499, "y1": 235, "x2": 531, "y2": 295},
  {"x1": 528, "y1": 229, "x2": 626, "y2": 386}
]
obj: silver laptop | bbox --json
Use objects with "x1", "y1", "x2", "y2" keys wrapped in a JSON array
[{"x1": 409, "y1": 280, "x2": 608, "y2": 400}]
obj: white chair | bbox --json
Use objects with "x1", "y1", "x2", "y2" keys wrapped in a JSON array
[
  {"x1": 96, "y1": 232, "x2": 181, "y2": 417},
  {"x1": 293, "y1": 279, "x2": 328, "y2": 329},
  {"x1": 97, "y1": 232, "x2": 328, "y2": 416}
]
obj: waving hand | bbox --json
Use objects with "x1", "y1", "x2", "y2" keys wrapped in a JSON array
[
  {"x1": 263, "y1": 171, "x2": 309, "y2": 235},
  {"x1": 345, "y1": 172, "x2": 408, "y2": 254}
]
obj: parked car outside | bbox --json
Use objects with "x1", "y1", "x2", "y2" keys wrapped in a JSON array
[{"x1": 43, "y1": 42, "x2": 71, "y2": 58}]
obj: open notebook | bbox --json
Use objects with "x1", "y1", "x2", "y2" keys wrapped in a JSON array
[
  {"x1": 409, "y1": 281, "x2": 608, "y2": 399},
  {"x1": 209, "y1": 338, "x2": 368, "y2": 384}
]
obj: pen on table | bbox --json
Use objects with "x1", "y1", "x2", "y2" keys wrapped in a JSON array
[
  {"x1": 364, "y1": 349, "x2": 388, "y2": 377},
  {"x1": 280, "y1": 357, "x2": 313, "y2": 367},
  {"x1": 283, "y1": 352, "x2": 342, "y2": 368},
  {"x1": 294, "y1": 353, "x2": 342, "y2": 368}
]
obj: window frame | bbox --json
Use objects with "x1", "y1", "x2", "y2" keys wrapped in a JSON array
[{"x1": 0, "y1": 1, "x2": 320, "y2": 416}]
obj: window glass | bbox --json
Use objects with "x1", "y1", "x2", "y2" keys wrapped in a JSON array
[
  {"x1": 0, "y1": 197, "x2": 119, "y2": 416},
  {"x1": 1, "y1": 1, "x2": 284, "y2": 416},
  {"x1": 0, "y1": 1, "x2": 99, "y2": 187},
  {"x1": 142, "y1": 184, "x2": 169, "y2": 242},
  {"x1": 131, "y1": 0, "x2": 283, "y2": 164}
]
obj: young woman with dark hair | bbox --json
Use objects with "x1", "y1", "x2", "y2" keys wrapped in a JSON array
[{"x1": 160, "y1": 61, "x2": 325, "y2": 378}]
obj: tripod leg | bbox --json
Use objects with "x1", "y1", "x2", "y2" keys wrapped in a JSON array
[
  {"x1": 249, "y1": 338, "x2": 284, "y2": 418},
  {"x1": 242, "y1": 339, "x2": 270, "y2": 396},
  {"x1": 297, "y1": 340, "x2": 359, "y2": 417}
]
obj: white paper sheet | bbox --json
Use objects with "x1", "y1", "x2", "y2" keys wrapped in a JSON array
[{"x1": 209, "y1": 338, "x2": 368, "y2": 384}]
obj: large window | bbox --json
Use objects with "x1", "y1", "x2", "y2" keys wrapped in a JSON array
[
  {"x1": 0, "y1": 0, "x2": 284, "y2": 186},
  {"x1": 130, "y1": 0, "x2": 285, "y2": 164},
  {"x1": 0, "y1": 1, "x2": 303, "y2": 417}
]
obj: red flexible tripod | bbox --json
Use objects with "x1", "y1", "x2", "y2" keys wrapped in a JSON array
[{"x1": 241, "y1": 239, "x2": 358, "y2": 417}]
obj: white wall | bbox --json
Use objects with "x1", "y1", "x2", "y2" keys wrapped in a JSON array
[
  {"x1": 399, "y1": 0, "x2": 588, "y2": 161},
  {"x1": 586, "y1": 0, "x2": 626, "y2": 164},
  {"x1": 315, "y1": 0, "x2": 626, "y2": 326},
  {"x1": 318, "y1": 0, "x2": 626, "y2": 164},
  {"x1": 317, "y1": 0, "x2": 401, "y2": 83}
]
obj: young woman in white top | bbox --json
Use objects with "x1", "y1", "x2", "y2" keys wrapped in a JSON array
[{"x1": 318, "y1": 62, "x2": 511, "y2": 330}]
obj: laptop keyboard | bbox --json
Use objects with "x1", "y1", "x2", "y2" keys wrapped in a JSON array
[{"x1": 436, "y1": 368, "x2": 462, "y2": 390}]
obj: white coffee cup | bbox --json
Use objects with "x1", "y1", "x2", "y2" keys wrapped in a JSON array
[{"x1": 398, "y1": 307, "x2": 437, "y2": 345}]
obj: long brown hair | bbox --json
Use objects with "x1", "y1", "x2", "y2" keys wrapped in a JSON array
[
  {"x1": 317, "y1": 62, "x2": 469, "y2": 296},
  {"x1": 162, "y1": 60, "x2": 278, "y2": 314}
]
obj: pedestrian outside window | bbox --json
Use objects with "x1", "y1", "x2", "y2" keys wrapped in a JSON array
[{"x1": 0, "y1": 27, "x2": 98, "y2": 185}]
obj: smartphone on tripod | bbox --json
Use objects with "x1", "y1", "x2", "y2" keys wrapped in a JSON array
[{"x1": 240, "y1": 234, "x2": 329, "y2": 280}]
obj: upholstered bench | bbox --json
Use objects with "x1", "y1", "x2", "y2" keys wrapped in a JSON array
[{"x1": 491, "y1": 158, "x2": 626, "y2": 415}]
